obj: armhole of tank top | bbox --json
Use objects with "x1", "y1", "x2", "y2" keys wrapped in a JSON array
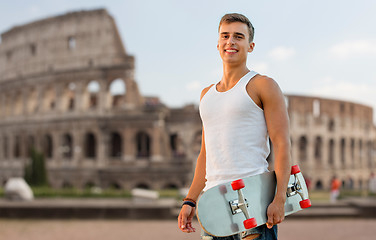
[
  {"x1": 244, "y1": 75, "x2": 264, "y2": 112},
  {"x1": 200, "y1": 84, "x2": 215, "y2": 102}
]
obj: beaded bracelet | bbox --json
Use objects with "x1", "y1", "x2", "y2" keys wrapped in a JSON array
[
  {"x1": 182, "y1": 197, "x2": 197, "y2": 205},
  {"x1": 182, "y1": 201, "x2": 196, "y2": 208}
]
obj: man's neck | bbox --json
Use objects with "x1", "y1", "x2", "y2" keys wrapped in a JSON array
[{"x1": 220, "y1": 64, "x2": 249, "y2": 90}]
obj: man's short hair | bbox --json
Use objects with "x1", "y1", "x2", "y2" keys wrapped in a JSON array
[{"x1": 219, "y1": 13, "x2": 255, "y2": 43}]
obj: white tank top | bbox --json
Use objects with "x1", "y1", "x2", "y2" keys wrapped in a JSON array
[{"x1": 199, "y1": 71, "x2": 270, "y2": 191}]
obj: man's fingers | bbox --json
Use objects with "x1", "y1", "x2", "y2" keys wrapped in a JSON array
[
  {"x1": 178, "y1": 206, "x2": 196, "y2": 233},
  {"x1": 180, "y1": 217, "x2": 187, "y2": 230},
  {"x1": 266, "y1": 213, "x2": 284, "y2": 229},
  {"x1": 266, "y1": 221, "x2": 273, "y2": 229},
  {"x1": 266, "y1": 212, "x2": 273, "y2": 229}
]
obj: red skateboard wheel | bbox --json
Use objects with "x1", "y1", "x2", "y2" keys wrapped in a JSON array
[
  {"x1": 231, "y1": 179, "x2": 245, "y2": 190},
  {"x1": 299, "y1": 199, "x2": 312, "y2": 208},
  {"x1": 291, "y1": 165, "x2": 301, "y2": 175},
  {"x1": 243, "y1": 218, "x2": 257, "y2": 229}
]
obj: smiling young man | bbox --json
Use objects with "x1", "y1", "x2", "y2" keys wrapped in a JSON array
[{"x1": 178, "y1": 13, "x2": 291, "y2": 240}]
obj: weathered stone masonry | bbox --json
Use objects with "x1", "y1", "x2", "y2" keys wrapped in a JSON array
[
  {"x1": 287, "y1": 95, "x2": 376, "y2": 190},
  {"x1": 0, "y1": 9, "x2": 375, "y2": 191},
  {"x1": 0, "y1": 9, "x2": 202, "y2": 190}
]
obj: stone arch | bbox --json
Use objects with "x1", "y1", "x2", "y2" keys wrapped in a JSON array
[
  {"x1": 134, "y1": 183, "x2": 150, "y2": 189},
  {"x1": 367, "y1": 141, "x2": 373, "y2": 168},
  {"x1": 0, "y1": 135, "x2": 2, "y2": 159},
  {"x1": 328, "y1": 119, "x2": 335, "y2": 132},
  {"x1": 14, "y1": 135, "x2": 21, "y2": 158},
  {"x1": 109, "y1": 182, "x2": 122, "y2": 190},
  {"x1": 373, "y1": 141, "x2": 376, "y2": 167},
  {"x1": 359, "y1": 139, "x2": 363, "y2": 163},
  {"x1": 110, "y1": 132, "x2": 122, "y2": 158},
  {"x1": 62, "y1": 133, "x2": 73, "y2": 159},
  {"x1": 136, "y1": 131, "x2": 151, "y2": 158},
  {"x1": 14, "y1": 91, "x2": 23, "y2": 116},
  {"x1": 350, "y1": 138, "x2": 355, "y2": 167},
  {"x1": 170, "y1": 133, "x2": 186, "y2": 157},
  {"x1": 163, "y1": 183, "x2": 179, "y2": 190},
  {"x1": 314, "y1": 136, "x2": 322, "y2": 163},
  {"x1": 192, "y1": 130, "x2": 202, "y2": 154},
  {"x1": 84, "y1": 80, "x2": 100, "y2": 110},
  {"x1": 358, "y1": 178, "x2": 364, "y2": 190},
  {"x1": 27, "y1": 87, "x2": 38, "y2": 114},
  {"x1": 62, "y1": 82, "x2": 76, "y2": 111},
  {"x1": 2, "y1": 179, "x2": 8, "y2": 187},
  {"x1": 68, "y1": 36, "x2": 76, "y2": 50},
  {"x1": 3, "y1": 94, "x2": 8, "y2": 117},
  {"x1": 340, "y1": 138, "x2": 346, "y2": 167},
  {"x1": 298, "y1": 136, "x2": 308, "y2": 162},
  {"x1": 0, "y1": 96, "x2": 3, "y2": 119},
  {"x1": 26, "y1": 135, "x2": 35, "y2": 157},
  {"x1": 85, "y1": 132, "x2": 97, "y2": 159},
  {"x1": 62, "y1": 181, "x2": 73, "y2": 189},
  {"x1": 3, "y1": 135, "x2": 9, "y2": 158},
  {"x1": 328, "y1": 139, "x2": 335, "y2": 166},
  {"x1": 43, "y1": 86, "x2": 56, "y2": 112},
  {"x1": 109, "y1": 78, "x2": 126, "y2": 108},
  {"x1": 43, "y1": 134, "x2": 53, "y2": 159},
  {"x1": 315, "y1": 180, "x2": 323, "y2": 190},
  {"x1": 84, "y1": 181, "x2": 96, "y2": 189}
]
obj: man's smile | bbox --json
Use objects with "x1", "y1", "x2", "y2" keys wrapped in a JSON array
[{"x1": 225, "y1": 48, "x2": 238, "y2": 53}]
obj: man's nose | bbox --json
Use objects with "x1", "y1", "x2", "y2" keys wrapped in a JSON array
[{"x1": 227, "y1": 36, "x2": 235, "y2": 45}]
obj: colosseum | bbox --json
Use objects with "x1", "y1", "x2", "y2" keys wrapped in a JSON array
[
  {"x1": 287, "y1": 95, "x2": 376, "y2": 190},
  {"x1": 0, "y1": 9, "x2": 375, "y2": 191}
]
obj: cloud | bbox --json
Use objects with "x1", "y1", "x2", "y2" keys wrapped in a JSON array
[
  {"x1": 329, "y1": 39, "x2": 376, "y2": 59},
  {"x1": 268, "y1": 46, "x2": 296, "y2": 61},
  {"x1": 185, "y1": 81, "x2": 201, "y2": 91},
  {"x1": 309, "y1": 80, "x2": 376, "y2": 109},
  {"x1": 251, "y1": 62, "x2": 268, "y2": 73},
  {"x1": 29, "y1": 6, "x2": 41, "y2": 15}
]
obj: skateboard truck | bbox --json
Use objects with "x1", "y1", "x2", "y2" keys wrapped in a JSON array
[
  {"x1": 288, "y1": 165, "x2": 312, "y2": 209},
  {"x1": 230, "y1": 179, "x2": 258, "y2": 229}
]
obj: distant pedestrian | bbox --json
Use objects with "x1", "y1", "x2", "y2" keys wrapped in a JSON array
[{"x1": 330, "y1": 176, "x2": 341, "y2": 203}]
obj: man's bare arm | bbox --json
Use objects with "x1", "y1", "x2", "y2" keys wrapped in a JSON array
[
  {"x1": 178, "y1": 85, "x2": 212, "y2": 233},
  {"x1": 248, "y1": 76, "x2": 291, "y2": 228}
]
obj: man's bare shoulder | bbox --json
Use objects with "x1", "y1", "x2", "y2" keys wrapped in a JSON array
[
  {"x1": 200, "y1": 84, "x2": 215, "y2": 101},
  {"x1": 246, "y1": 74, "x2": 284, "y2": 108},
  {"x1": 251, "y1": 74, "x2": 281, "y2": 95},
  {"x1": 252, "y1": 74, "x2": 278, "y2": 87}
]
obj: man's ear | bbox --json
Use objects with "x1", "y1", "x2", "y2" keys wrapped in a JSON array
[
  {"x1": 217, "y1": 43, "x2": 219, "y2": 51},
  {"x1": 248, "y1": 42, "x2": 255, "y2": 53}
]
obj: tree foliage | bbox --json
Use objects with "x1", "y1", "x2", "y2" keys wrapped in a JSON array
[{"x1": 24, "y1": 148, "x2": 48, "y2": 186}]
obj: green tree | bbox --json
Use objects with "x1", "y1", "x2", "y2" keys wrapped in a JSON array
[{"x1": 24, "y1": 148, "x2": 48, "y2": 186}]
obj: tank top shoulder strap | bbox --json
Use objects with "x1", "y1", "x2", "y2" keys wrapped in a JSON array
[{"x1": 238, "y1": 70, "x2": 258, "y2": 88}]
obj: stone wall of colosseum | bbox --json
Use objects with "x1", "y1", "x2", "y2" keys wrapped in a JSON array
[
  {"x1": 0, "y1": 9, "x2": 201, "y2": 190},
  {"x1": 287, "y1": 95, "x2": 376, "y2": 190},
  {"x1": 0, "y1": 9, "x2": 375, "y2": 192}
]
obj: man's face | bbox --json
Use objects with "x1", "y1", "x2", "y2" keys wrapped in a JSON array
[{"x1": 217, "y1": 22, "x2": 255, "y2": 64}]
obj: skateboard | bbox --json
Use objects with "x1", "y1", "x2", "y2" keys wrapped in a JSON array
[{"x1": 196, "y1": 165, "x2": 311, "y2": 237}]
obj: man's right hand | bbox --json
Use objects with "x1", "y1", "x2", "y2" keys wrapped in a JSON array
[{"x1": 178, "y1": 205, "x2": 196, "y2": 233}]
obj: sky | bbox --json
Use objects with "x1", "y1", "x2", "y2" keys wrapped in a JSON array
[{"x1": 1, "y1": 0, "x2": 376, "y2": 120}]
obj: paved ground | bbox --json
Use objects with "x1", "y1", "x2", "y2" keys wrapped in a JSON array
[{"x1": 1, "y1": 218, "x2": 375, "y2": 240}]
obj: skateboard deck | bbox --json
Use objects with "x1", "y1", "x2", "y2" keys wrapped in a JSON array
[{"x1": 196, "y1": 165, "x2": 311, "y2": 237}]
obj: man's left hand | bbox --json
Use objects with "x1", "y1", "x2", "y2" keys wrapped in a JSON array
[{"x1": 266, "y1": 198, "x2": 285, "y2": 229}]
